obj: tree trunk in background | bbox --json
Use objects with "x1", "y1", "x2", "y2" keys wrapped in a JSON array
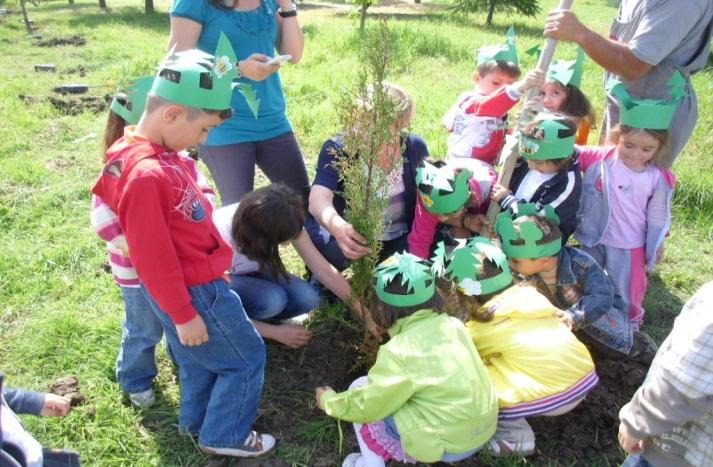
[
  {"x1": 68, "y1": 0, "x2": 74, "y2": 4},
  {"x1": 486, "y1": 0, "x2": 496, "y2": 26},
  {"x1": 415, "y1": 0, "x2": 421, "y2": 3},
  {"x1": 145, "y1": 0, "x2": 154, "y2": 13},
  {"x1": 99, "y1": 0, "x2": 107, "y2": 8},
  {"x1": 20, "y1": 0, "x2": 32, "y2": 33},
  {"x1": 359, "y1": 3, "x2": 367, "y2": 32}
]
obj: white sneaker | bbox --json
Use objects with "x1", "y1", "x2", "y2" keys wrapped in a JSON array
[
  {"x1": 200, "y1": 431, "x2": 276, "y2": 458},
  {"x1": 128, "y1": 389, "x2": 155, "y2": 408},
  {"x1": 279, "y1": 313, "x2": 311, "y2": 325},
  {"x1": 342, "y1": 452, "x2": 362, "y2": 467},
  {"x1": 485, "y1": 418, "x2": 536, "y2": 457}
]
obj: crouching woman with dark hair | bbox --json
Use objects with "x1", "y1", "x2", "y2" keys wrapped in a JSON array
[{"x1": 212, "y1": 184, "x2": 355, "y2": 348}]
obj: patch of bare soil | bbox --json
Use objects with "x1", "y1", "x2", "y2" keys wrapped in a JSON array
[
  {"x1": 35, "y1": 35, "x2": 86, "y2": 47},
  {"x1": 48, "y1": 94, "x2": 111, "y2": 115},
  {"x1": 249, "y1": 313, "x2": 650, "y2": 466}
]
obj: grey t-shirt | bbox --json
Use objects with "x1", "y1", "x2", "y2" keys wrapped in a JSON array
[{"x1": 602, "y1": 0, "x2": 713, "y2": 166}]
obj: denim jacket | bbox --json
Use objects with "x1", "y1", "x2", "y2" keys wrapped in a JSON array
[
  {"x1": 527, "y1": 246, "x2": 620, "y2": 330},
  {"x1": 574, "y1": 146, "x2": 675, "y2": 272}
]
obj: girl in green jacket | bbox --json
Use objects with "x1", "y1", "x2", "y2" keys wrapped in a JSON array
[{"x1": 315, "y1": 252, "x2": 497, "y2": 467}]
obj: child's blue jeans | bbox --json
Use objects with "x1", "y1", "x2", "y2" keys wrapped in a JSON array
[
  {"x1": 228, "y1": 271, "x2": 319, "y2": 320},
  {"x1": 142, "y1": 279, "x2": 266, "y2": 448},
  {"x1": 116, "y1": 286, "x2": 163, "y2": 394}
]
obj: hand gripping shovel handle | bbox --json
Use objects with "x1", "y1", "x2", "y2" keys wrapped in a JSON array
[{"x1": 485, "y1": 0, "x2": 574, "y2": 226}]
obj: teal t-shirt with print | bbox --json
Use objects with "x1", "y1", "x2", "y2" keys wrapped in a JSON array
[{"x1": 171, "y1": 0, "x2": 292, "y2": 145}]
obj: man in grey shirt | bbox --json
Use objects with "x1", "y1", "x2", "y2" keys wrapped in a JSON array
[{"x1": 544, "y1": 0, "x2": 713, "y2": 167}]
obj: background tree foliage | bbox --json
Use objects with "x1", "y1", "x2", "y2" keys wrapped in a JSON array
[{"x1": 452, "y1": 0, "x2": 541, "y2": 26}]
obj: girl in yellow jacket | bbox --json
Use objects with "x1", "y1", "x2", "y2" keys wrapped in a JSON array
[
  {"x1": 315, "y1": 252, "x2": 497, "y2": 466},
  {"x1": 436, "y1": 237, "x2": 598, "y2": 456}
]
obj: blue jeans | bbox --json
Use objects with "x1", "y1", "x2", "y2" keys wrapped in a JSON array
[
  {"x1": 621, "y1": 453, "x2": 654, "y2": 467},
  {"x1": 228, "y1": 271, "x2": 319, "y2": 320},
  {"x1": 141, "y1": 280, "x2": 266, "y2": 448},
  {"x1": 116, "y1": 286, "x2": 163, "y2": 394}
]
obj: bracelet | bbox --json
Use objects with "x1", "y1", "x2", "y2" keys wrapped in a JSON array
[{"x1": 278, "y1": 3, "x2": 297, "y2": 17}]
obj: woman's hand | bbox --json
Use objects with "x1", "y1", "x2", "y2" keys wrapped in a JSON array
[
  {"x1": 238, "y1": 54, "x2": 281, "y2": 81},
  {"x1": 272, "y1": 324, "x2": 312, "y2": 348},
  {"x1": 334, "y1": 223, "x2": 372, "y2": 260}
]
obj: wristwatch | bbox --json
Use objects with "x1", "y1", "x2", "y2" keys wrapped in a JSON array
[{"x1": 278, "y1": 2, "x2": 297, "y2": 18}]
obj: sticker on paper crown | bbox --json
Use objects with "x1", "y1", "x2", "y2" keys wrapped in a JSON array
[
  {"x1": 415, "y1": 160, "x2": 472, "y2": 214},
  {"x1": 518, "y1": 113, "x2": 575, "y2": 160},
  {"x1": 608, "y1": 70, "x2": 686, "y2": 130},
  {"x1": 374, "y1": 252, "x2": 435, "y2": 307},
  {"x1": 495, "y1": 203, "x2": 562, "y2": 259},
  {"x1": 432, "y1": 237, "x2": 512, "y2": 296},
  {"x1": 151, "y1": 32, "x2": 260, "y2": 117}
]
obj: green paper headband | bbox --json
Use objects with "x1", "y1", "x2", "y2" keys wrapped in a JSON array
[
  {"x1": 477, "y1": 26, "x2": 518, "y2": 66},
  {"x1": 374, "y1": 252, "x2": 435, "y2": 307},
  {"x1": 495, "y1": 203, "x2": 562, "y2": 258},
  {"x1": 519, "y1": 113, "x2": 575, "y2": 160},
  {"x1": 547, "y1": 48, "x2": 585, "y2": 89},
  {"x1": 608, "y1": 70, "x2": 686, "y2": 130},
  {"x1": 416, "y1": 161, "x2": 472, "y2": 214},
  {"x1": 151, "y1": 32, "x2": 260, "y2": 117},
  {"x1": 432, "y1": 238, "x2": 512, "y2": 296},
  {"x1": 110, "y1": 76, "x2": 153, "y2": 125}
]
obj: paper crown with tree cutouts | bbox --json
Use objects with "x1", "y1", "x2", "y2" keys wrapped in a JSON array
[
  {"x1": 374, "y1": 252, "x2": 435, "y2": 307},
  {"x1": 495, "y1": 203, "x2": 562, "y2": 258},
  {"x1": 518, "y1": 113, "x2": 576, "y2": 160},
  {"x1": 415, "y1": 161, "x2": 473, "y2": 214},
  {"x1": 525, "y1": 45, "x2": 585, "y2": 89},
  {"x1": 607, "y1": 70, "x2": 686, "y2": 130},
  {"x1": 152, "y1": 32, "x2": 260, "y2": 117},
  {"x1": 476, "y1": 26, "x2": 518, "y2": 66},
  {"x1": 110, "y1": 76, "x2": 154, "y2": 125},
  {"x1": 431, "y1": 238, "x2": 512, "y2": 296},
  {"x1": 548, "y1": 47, "x2": 585, "y2": 88}
]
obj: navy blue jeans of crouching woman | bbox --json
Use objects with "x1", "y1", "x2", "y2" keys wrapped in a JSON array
[{"x1": 141, "y1": 279, "x2": 266, "y2": 448}]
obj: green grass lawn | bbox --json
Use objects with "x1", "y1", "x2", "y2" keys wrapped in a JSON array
[{"x1": 1, "y1": 0, "x2": 712, "y2": 465}]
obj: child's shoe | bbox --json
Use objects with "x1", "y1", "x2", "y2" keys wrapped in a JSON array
[
  {"x1": 485, "y1": 418, "x2": 536, "y2": 457},
  {"x1": 342, "y1": 453, "x2": 362, "y2": 467},
  {"x1": 629, "y1": 330, "x2": 659, "y2": 366},
  {"x1": 199, "y1": 431, "x2": 276, "y2": 458},
  {"x1": 128, "y1": 388, "x2": 155, "y2": 408}
]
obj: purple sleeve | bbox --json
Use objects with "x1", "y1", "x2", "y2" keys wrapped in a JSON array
[{"x1": 408, "y1": 197, "x2": 439, "y2": 259}]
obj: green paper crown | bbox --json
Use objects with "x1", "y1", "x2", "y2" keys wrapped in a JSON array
[
  {"x1": 415, "y1": 161, "x2": 472, "y2": 214},
  {"x1": 519, "y1": 113, "x2": 575, "y2": 160},
  {"x1": 110, "y1": 76, "x2": 154, "y2": 125},
  {"x1": 477, "y1": 26, "x2": 518, "y2": 66},
  {"x1": 495, "y1": 203, "x2": 562, "y2": 258},
  {"x1": 608, "y1": 70, "x2": 686, "y2": 130},
  {"x1": 547, "y1": 48, "x2": 585, "y2": 89},
  {"x1": 374, "y1": 252, "x2": 435, "y2": 307},
  {"x1": 432, "y1": 238, "x2": 512, "y2": 296},
  {"x1": 151, "y1": 32, "x2": 260, "y2": 117}
]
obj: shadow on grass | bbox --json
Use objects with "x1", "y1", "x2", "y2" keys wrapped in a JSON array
[{"x1": 643, "y1": 273, "x2": 684, "y2": 343}]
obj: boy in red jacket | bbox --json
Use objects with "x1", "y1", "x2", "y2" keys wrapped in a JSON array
[{"x1": 92, "y1": 35, "x2": 274, "y2": 458}]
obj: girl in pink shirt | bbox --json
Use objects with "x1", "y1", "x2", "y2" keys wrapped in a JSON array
[{"x1": 575, "y1": 125, "x2": 675, "y2": 330}]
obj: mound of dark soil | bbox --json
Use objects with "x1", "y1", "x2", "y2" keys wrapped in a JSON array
[
  {"x1": 50, "y1": 375, "x2": 86, "y2": 407},
  {"x1": 48, "y1": 94, "x2": 111, "y2": 115},
  {"x1": 251, "y1": 312, "x2": 650, "y2": 466},
  {"x1": 36, "y1": 35, "x2": 86, "y2": 47}
]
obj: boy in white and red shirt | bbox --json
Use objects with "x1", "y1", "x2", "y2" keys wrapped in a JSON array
[{"x1": 443, "y1": 27, "x2": 544, "y2": 165}]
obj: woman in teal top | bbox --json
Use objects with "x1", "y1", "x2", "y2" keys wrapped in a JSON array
[{"x1": 169, "y1": 0, "x2": 309, "y2": 204}]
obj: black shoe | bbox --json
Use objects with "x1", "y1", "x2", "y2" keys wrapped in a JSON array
[{"x1": 629, "y1": 330, "x2": 658, "y2": 366}]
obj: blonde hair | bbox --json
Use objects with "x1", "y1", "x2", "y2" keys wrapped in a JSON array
[
  {"x1": 610, "y1": 124, "x2": 669, "y2": 166},
  {"x1": 383, "y1": 82, "x2": 415, "y2": 128}
]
